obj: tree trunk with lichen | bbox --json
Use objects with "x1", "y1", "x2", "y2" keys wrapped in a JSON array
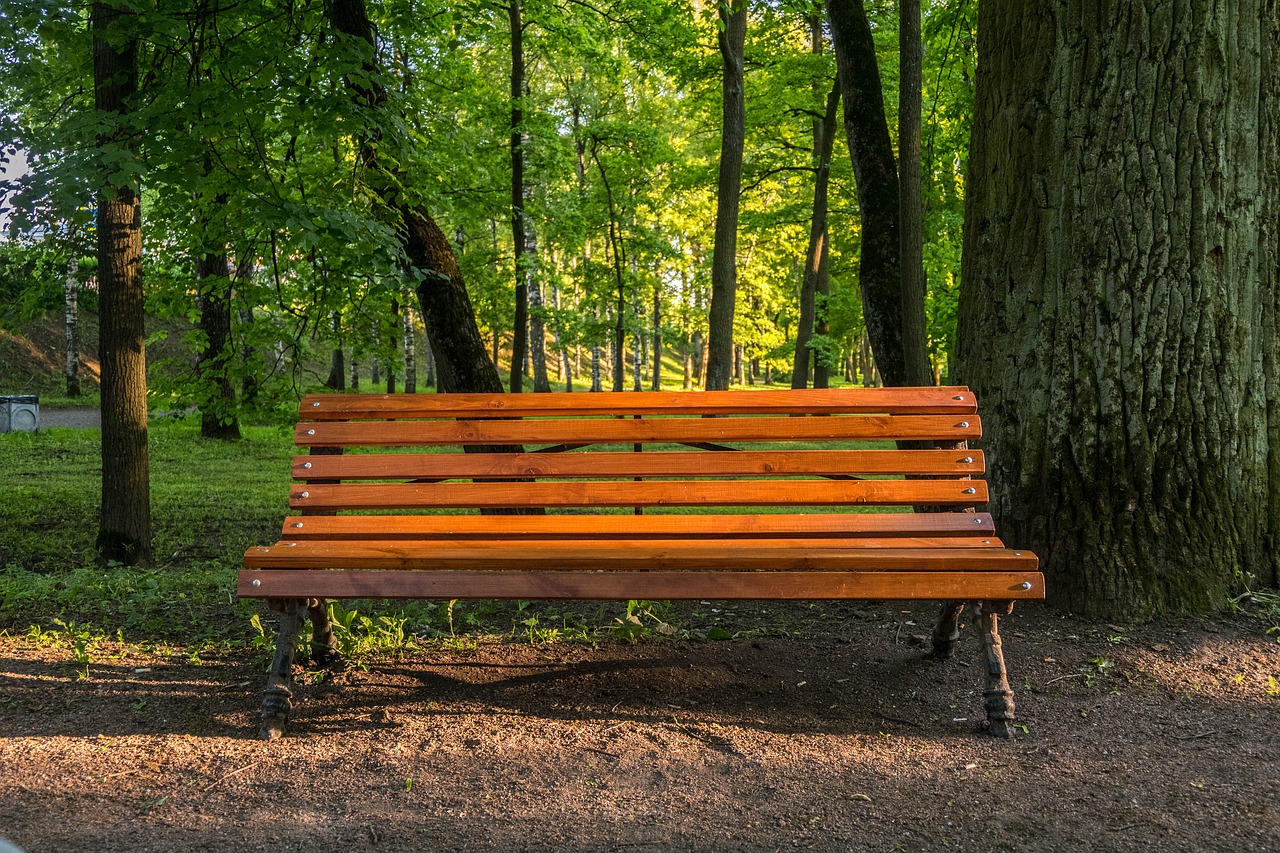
[{"x1": 958, "y1": 0, "x2": 1280, "y2": 618}]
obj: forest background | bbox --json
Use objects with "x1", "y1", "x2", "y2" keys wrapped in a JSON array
[{"x1": 2, "y1": 0, "x2": 961, "y2": 408}]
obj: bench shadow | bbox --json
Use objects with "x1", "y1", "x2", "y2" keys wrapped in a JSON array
[{"x1": 0, "y1": 637, "x2": 962, "y2": 740}]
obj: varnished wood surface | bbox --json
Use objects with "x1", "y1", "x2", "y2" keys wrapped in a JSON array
[
  {"x1": 244, "y1": 542, "x2": 1037, "y2": 571},
  {"x1": 237, "y1": 568, "x2": 1044, "y2": 601},
  {"x1": 278, "y1": 511, "x2": 999, "y2": 539},
  {"x1": 266, "y1": 535, "x2": 1004, "y2": 550},
  {"x1": 292, "y1": 449, "x2": 985, "y2": 480},
  {"x1": 287, "y1": 479, "x2": 989, "y2": 509},
  {"x1": 296, "y1": 415, "x2": 982, "y2": 447},
  {"x1": 243, "y1": 390, "x2": 1042, "y2": 608},
  {"x1": 298, "y1": 387, "x2": 977, "y2": 419}
]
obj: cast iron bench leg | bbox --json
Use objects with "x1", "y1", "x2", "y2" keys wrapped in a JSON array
[
  {"x1": 975, "y1": 600, "x2": 1017, "y2": 738},
  {"x1": 260, "y1": 598, "x2": 308, "y2": 740}
]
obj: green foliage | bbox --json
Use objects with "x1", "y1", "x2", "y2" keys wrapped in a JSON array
[{"x1": 2, "y1": 0, "x2": 976, "y2": 394}]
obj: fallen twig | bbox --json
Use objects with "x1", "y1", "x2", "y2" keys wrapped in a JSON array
[
  {"x1": 205, "y1": 763, "x2": 259, "y2": 791},
  {"x1": 1046, "y1": 673, "x2": 1087, "y2": 685},
  {"x1": 1171, "y1": 730, "x2": 1217, "y2": 741}
]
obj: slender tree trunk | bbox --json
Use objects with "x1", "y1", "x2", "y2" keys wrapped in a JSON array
[
  {"x1": 64, "y1": 246, "x2": 80, "y2": 397},
  {"x1": 705, "y1": 0, "x2": 748, "y2": 391},
  {"x1": 691, "y1": 329, "x2": 705, "y2": 386},
  {"x1": 958, "y1": 0, "x2": 1280, "y2": 616},
  {"x1": 508, "y1": 0, "x2": 528, "y2": 393},
  {"x1": 423, "y1": 325, "x2": 435, "y2": 389},
  {"x1": 592, "y1": 148, "x2": 627, "y2": 393},
  {"x1": 526, "y1": 220, "x2": 550, "y2": 392},
  {"x1": 793, "y1": 78, "x2": 841, "y2": 389},
  {"x1": 385, "y1": 297, "x2": 399, "y2": 393},
  {"x1": 551, "y1": 279, "x2": 572, "y2": 392},
  {"x1": 683, "y1": 334, "x2": 693, "y2": 390},
  {"x1": 651, "y1": 282, "x2": 661, "y2": 390},
  {"x1": 93, "y1": 0, "x2": 150, "y2": 565},
  {"x1": 897, "y1": 0, "x2": 931, "y2": 386},
  {"x1": 197, "y1": 248, "x2": 242, "y2": 438},
  {"x1": 828, "y1": 0, "x2": 923, "y2": 387},
  {"x1": 234, "y1": 253, "x2": 260, "y2": 404},
  {"x1": 324, "y1": 311, "x2": 345, "y2": 391},
  {"x1": 591, "y1": 342, "x2": 602, "y2": 392}
]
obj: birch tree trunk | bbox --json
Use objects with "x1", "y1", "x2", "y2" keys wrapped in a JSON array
[
  {"x1": 403, "y1": 297, "x2": 417, "y2": 394},
  {"x1": 958, "y1": 0, "x2": 1280, "y2": 617},
  {"x1": 64, "y1": 247, "x2": 80, "y2": 397}
]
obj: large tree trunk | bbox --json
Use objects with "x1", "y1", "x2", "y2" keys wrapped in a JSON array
[
  {"x1": 196, "y1": 248, "x2": 242, "y2": 439},
  {"x1": 958, "y1": 0, "x2": 1280, "y2": 618},
  {"x1": 92, "y1": 0, "x2": 151, "y2": 565},
  {"x1": 827, "y1": 0, "x2": 923, "y2": 388},
  {"x1": 328, "y1": 0, "x2": 502, "y2": 394},
  {"x1": 401, "y1": 210, "x2": 505, "y2": 393},
  {"x1": 705, "y1": 0, "x2": 747, "y2": 391}
]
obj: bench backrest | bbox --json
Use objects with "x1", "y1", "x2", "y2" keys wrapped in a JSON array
[{"x1": 279, "y1": 387, "x2": 998, "y2": 545}]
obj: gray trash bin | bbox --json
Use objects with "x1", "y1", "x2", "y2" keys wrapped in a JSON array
[{"x1": 0, "y1": 395, "x2": 40, "y2": 433}]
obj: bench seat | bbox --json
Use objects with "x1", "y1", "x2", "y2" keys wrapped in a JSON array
[{"x1": 241, "y1": 387, "x2": 1042, "y2": 739}]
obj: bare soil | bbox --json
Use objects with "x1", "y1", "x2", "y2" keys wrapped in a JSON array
[{"x1": 1, "y1": 602, "x2": 1277, "y2": 853}]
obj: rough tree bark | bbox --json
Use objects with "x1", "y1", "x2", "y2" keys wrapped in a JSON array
[
  {"x1": 958, "y1": 0, "x2": 1280, "y2": 617},
  {"x1": 92, "y1": 0, "x2": 151, "y2": 565},
  {"x1": 705, "y1": 0, "x2": 747, "y2": 390}
]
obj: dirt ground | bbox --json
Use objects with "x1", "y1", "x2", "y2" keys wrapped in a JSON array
[{"x1": 1, "y1": 601, "x2": 1277, "y2": 853}]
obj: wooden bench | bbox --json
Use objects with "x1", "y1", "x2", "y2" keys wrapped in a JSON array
[{"x1": 240, "y1": 387, "x2": 1043, "y2": 739}]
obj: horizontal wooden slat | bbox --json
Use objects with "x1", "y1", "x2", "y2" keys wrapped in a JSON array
[
  {"x1": 296, "y1": 415, "x2": 982, "y2": 448},
  {"x1": 292, "y1": 449, "x2": 985, "y2": 481},
  {"x1": 244, "y1": 543, "x2": 1036, "y2": 572},
  {"x1": 267, "y1": 535, "x2": 1005, "y2": 551},
  {"x1": 280, "y1": 512, "x2": 999, "y2": 540},
  {"x1": 289, "y1": 479, "x2": 989, "y2": 509},
  {"x1": 238, "y1": 569, "x2": 1044, "y2": 601},
  {"x1": 299, "y1": 387, "x2": 977, "y2": 420}
]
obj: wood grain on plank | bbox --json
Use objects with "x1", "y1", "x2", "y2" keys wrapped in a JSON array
[
  {"x1": 291, "y1": 449, "x2": 986, "y2": 480},
  {"x1": 287, "y1": 479, "x2": 989, "y2": 509}
]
